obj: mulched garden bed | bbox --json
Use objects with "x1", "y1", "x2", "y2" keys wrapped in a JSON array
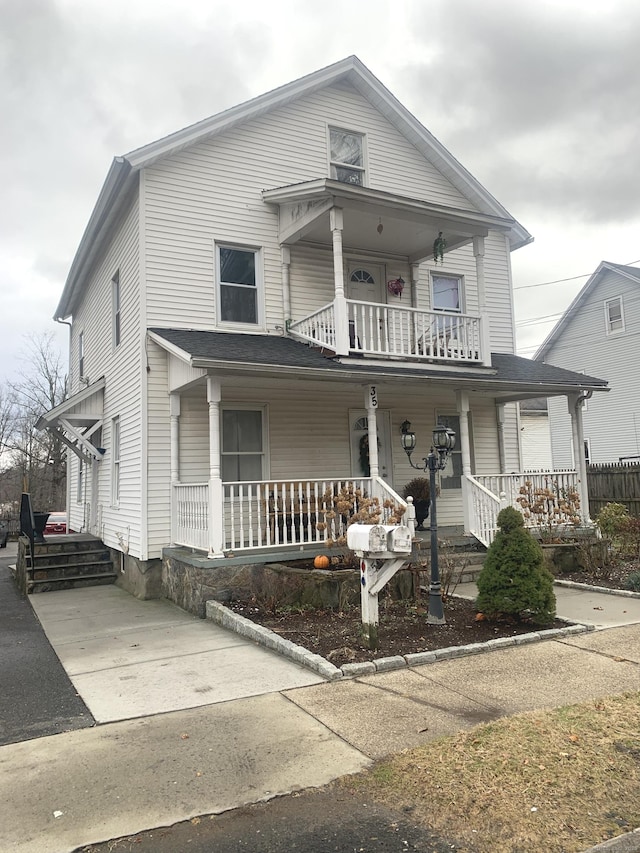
[
  {"x1": 555, "y1": 557, "x2": 640, "y2": 592},
  {"x1": 228, "y1": 596, "x2": 568, "y2": 668}
]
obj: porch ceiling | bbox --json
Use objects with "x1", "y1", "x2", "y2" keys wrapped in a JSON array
[
  {"x1": 148, "y1": 328, "x2": 609, "y2": 401},
  {"x1": 262, "y1": 179, "x2": 513, "y2": 262}
]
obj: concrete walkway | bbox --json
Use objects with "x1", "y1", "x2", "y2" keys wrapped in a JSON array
[{"x1": 2, "y1": 578, "x2": 640, "y2": 852}]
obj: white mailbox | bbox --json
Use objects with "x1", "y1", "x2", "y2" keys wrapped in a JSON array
[
  {"x1": 347, "y1": 523, "x2": 413, "y2": 556},
  {"x1": 387, "y1": 525, "x2": 413, "y2": 554}
]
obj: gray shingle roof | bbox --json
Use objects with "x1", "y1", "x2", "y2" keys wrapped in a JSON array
[{"x1": 148, "y1": 328, "x2": 608, "y2": 392}]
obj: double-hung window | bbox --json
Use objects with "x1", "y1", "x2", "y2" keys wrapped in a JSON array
[
  {"x1": 78, "y1": 331, "x2": 85, "y2": 380},
  {"x1": 112, "y1": 270, "x2": 121, "y2": 347},
  {"x1": 329, "y1": 127, "x2": 365, "y2": 185},
  {"x1": 221, "y1": 408, "x2": 265, "y2": 482},
  {"x1": 437, "y1": 414, "x2": 465, "y2": 490},
  {"x1": 432, "y1": 274, "x2": 463, "y2": 313},
  {"x1": 217, "y1": 245, "x2": 260, "y2": 325},
  {"x1": 111, "y1": 416, "x2": 120, "y2": 506},
  {"x1": 605, "y1": 296, "x2": 624, "y2": 334}
]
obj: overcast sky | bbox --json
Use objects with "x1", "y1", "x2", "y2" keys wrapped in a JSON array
[{"x1": 2, "y1": 0, "x2": 639, "y2": 383}]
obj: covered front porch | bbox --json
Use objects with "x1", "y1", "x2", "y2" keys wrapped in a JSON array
[{"x1": 147, "y1": 331, "x2": 605, "y2": 558}]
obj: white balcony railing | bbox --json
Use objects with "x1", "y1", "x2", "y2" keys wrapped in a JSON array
[
  {"x1": 348, "y1": 300, "x2": 483, "y2": 362},
  {"x1": 288, "y1": 303, "x2": 336, "y2": 350},
  {"x1": 288, "y1": 298, "x2": 486, "y2": 363}
]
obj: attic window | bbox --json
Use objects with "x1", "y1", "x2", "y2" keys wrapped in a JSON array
[
  {"x1": 329, "y1": 128, "x2": 365, "y2": 185},
  {"x1": 605, "y1": 296, "x2": 624, "y2": 334}
]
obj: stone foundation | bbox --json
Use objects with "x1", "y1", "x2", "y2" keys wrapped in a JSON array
[{"x1": 114, "y1": 550, "x2": 163, "y2": 599}]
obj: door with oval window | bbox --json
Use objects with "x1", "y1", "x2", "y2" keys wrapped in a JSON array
[
  {"x1": 349, "y1": 410, "x2": 393, "y2": 486},
  {"x1": 347, "y1": 262, "x2": 384, "y2": 303}
]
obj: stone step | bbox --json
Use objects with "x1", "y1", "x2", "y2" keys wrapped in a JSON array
[
  {"x1": 28, "y1": 573, "x2": 117, "y2": 593},
  {"x1": 28, "y1": 549, "x2": 112, "y2": 569},
  {"x1": 32, "y1": 562, "x2": 115, "y2": 582}
]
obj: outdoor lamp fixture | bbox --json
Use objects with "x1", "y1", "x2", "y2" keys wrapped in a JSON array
[{"x1": 400, "y1": 420, "x2": 456, "y2": 625}]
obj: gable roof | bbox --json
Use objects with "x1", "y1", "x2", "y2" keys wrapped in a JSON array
[
  {"x1": 535, "y1": 261, "x2": 640, "y2": 361},
  {"x1": 55, "y1": 55, "x2": 531, "y2": 320},
  {"x1": 148, "y1": 328, "x2": 608, "y2": 400}
]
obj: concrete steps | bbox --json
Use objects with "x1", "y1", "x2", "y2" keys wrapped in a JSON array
[
  {"x1": 412, "y1": 532, "x2": 487, "y2": 585},
  {"x1": 17, "y1": 535, "x2": 116, "y2": 593}
]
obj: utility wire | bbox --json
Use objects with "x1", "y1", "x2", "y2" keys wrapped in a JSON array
[{"x1": 513, "y1": 259, "x2": 640, "y2": 291}]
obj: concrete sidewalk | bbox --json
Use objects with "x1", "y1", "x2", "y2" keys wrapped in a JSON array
[{"x1": 2, "y1": 581, "x2": 640, "y2": 852}]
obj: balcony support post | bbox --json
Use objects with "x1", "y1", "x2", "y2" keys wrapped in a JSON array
[
  {"x1": 365, "y1": 385, "x2": 379, "y2": 478},
  {"x1": 568, "y1": 393, "x2": 591, "y2": 524},
  {"x1": 474, "y1": 236, "x2": 492, "y2": 366},
  {"x1": 330, "y1": 207, "x2": 350, "y2": 355},
  {"x1": 207, "y1": 376, "x2": 225, "y2": 558},
  {"x1": 281, "y1": 246, "x2": 291, "y2": 330}
]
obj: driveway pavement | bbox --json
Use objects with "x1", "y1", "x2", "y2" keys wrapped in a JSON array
[{"x1": 2, "y1": 548, "x2": 640, "y2": 853}]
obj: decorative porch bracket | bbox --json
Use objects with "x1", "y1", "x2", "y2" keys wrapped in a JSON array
[{"x1": 57, "y1": 417, "x2": 105, "y2": 463}]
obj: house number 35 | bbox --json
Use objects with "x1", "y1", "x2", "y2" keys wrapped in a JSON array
[{"x1": 369, "y1": 386, "x2": 378, "y2": 408}]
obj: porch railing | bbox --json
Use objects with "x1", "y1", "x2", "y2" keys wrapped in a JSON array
[
  {"x1": 174, "y1": 482, "x2": 209, "y2": 551},
  {"x1": 223, "y1": 476, "x2": 407, "y2": 552},
  {"x1": 468, "y1": 470, "x2": 580, "y2": 547},
  {"x1": 347, "y1": 300, "x2": 483, "y2": 363}
]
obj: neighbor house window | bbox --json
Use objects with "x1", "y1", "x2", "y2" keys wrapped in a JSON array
[
  {"x1": 584, "y1": 438, "x2": 591, "y2": 465},
  {"x1": 112, "y1": 270, "x2": 121, "y2": 347},
  {"x1": 329, "y1": 127, "x2": 365, "y2": 185},
  {"x1": 111, "y1": 416, "x2": 120, "y2": 505},
  {"x1": 78, "y1": 331, "x2": 85, "y2": 379},
  {"x1": 605, "y1": 296, "x2": 624, "y2": 334},
  {"x1": 221, "y1": 408, "x2": 265, "y2": 481},
  {"x1": 432, "y1": 274, "x2": 463, "y2": 312},
  {"x1": 437, "y1": 414, "x2": 464, "y2": 490},
  {"x1": 217, "y1": 245, "x2": 260, "y2": 325}
]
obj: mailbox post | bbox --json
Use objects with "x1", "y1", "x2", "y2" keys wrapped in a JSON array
[{"x1": 347, "y1": 523, "x2": 412, "y2": 650}]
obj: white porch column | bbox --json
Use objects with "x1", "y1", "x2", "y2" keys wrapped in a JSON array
[
  {"x1": 456, "y1": 390, "x2": 472, "y2": 533},
  {"x1": 474, "y1": 236, "x2": 492, "y2": 366},
  {"x1": 281, "y1": 246, "x2": 292, "y2": 329},
  {"x1": 410, "y1": 263, "x2": 420, "y2": 308},
  {"x1": 330, "y1": 207, "x2": 350, "y2": 356},
  {"x1": 365, "y1": 385, "x2": 379, "y2": 478},
  {"x1": 568, "y1": 393, "x2": 591, "y2": 524},
  {"x1": 170, "y1": 393, "x2": 180, "y2": 546},
  {"x1": 496, "y1": 402, "x2": 507, "y2": 474},
  {"x1": 207, "y1": 376, "x2": 225, "y2": 558}
]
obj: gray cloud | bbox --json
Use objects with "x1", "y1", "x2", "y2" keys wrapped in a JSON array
[{"x1": 401, "y1": 0, "x2": 640, "y2": 222}]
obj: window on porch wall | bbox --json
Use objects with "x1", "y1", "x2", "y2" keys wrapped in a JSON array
[
  {"x1": 437, "y1": 413, "x2": 467, "y2": 490},
  {"x1": 221, "y1": 409, "x2": 264, "y2": 481}
]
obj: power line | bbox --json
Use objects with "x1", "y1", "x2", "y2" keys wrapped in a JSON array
[{"x1": 513, "y1": 259, "x2": 640, "y2": 291}]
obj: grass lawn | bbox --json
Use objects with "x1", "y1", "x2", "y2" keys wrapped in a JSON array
[{"x1": 348, "y1": 691, "x2": 640, "y2": 852}]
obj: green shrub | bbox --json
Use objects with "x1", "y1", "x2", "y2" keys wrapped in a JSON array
[
  {"x1": 596, "y1": 503, "x2": 629, "y2": 539},
  {"x1": 476, "y1": 506, "x2": 556, "y2": 625},
  {"x1": 624, "y1": 571, "x2": 640, "y2": 593}
]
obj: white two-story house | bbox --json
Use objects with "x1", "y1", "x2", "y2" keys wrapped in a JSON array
[
  {"x1": 38, "y1": 56, "x2": 608, "y2": 594},
  {"x1": 536, "y1": 261, "x2": 639, "y2": 466}
]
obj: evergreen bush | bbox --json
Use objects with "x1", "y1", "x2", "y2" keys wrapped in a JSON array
[{"x1": 476, "y1": 506, "x2": 556, "y2": 625}]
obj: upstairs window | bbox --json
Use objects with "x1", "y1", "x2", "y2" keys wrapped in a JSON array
[
  {"x1": 329, "y1": 128, "x2": 365, "y2": 185},
  {"x1": 217, "y1": 245, "x2": 260, "y2": 325},
  {"x1": 605, "y1": 296, "x2": 624, "y2": 334},
  {"x1": 432, "y1": 274, "x2": 463, "y2": 312},
  {"x1": 78, "y1": 331, "x2": 85, "y2": 379},
  {"x1": 112, "y1": 270, "x2": 121, "y2": 347}
]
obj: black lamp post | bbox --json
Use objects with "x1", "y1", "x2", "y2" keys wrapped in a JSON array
[{"x1": 400, "y1": 420, "x2": 456, "y2": 625}]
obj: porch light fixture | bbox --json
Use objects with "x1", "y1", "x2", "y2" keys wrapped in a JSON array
[{"x1": 400, "y1": 421, "x2": 456, "y2": 625}]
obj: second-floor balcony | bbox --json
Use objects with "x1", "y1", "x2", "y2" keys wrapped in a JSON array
[{"x1": 288, "y1": 298, "x2": 491, "y2": 365}]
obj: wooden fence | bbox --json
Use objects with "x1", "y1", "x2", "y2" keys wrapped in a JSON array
[{"x1": 587, "y1": 463, "x2": 640, "y2": 517}]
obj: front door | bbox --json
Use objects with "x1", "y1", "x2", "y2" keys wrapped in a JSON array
[
  {"x1": 347, "y1": 262, "x2": 385, "y2": 303},
  {"x1": 349, "y1": 409, "x2": 393, "y2": 485}
]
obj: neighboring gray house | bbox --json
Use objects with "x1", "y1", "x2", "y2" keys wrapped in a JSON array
[
  {"x1": 518, "y1": 398, "x2": 552, "y2": 471},
  {"x1": 37, "y1": 57, "x2": 608, "y2": 593},
  {"x1": 535, "y1": 261, "x2": 640, "y2": 466}
]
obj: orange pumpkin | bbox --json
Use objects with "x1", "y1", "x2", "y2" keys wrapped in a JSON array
[{"x1": 314, "y1": 554, "x2": 330, "y2": 569}]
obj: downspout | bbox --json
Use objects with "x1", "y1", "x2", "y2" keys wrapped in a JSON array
[{"x1": 574, "y1": 390, "x2": 593, "y2": 524}]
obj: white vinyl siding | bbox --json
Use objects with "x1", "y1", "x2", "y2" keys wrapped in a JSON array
[
  {"x1": 70, "y1": 191, "x2": 142, "y2": 553},
  {"x1": 520, "y1": 414, "x2": 553, "y2": 471},
  {"x1": 142, "y1": 82, "x2": 483, "y2": 335},
  {"x1": 543, "y1": 267, "x2": 638, "y2": 465}
]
